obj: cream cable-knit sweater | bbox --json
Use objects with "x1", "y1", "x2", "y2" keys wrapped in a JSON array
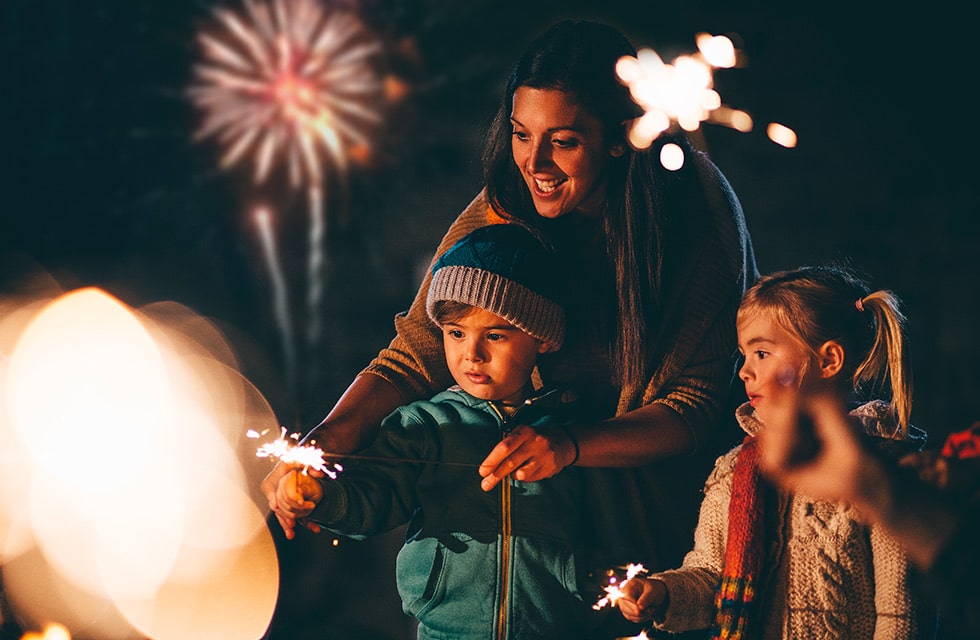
[{"x1": 650, "y1": 401, "x2": 925, "y2": 639}]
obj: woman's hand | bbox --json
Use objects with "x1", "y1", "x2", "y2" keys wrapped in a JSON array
[
  {"x1": 617, "y1": 577, "x2": 668, "y2": 623},
  {"x1": 478, "y1": 424, "x2": 577, "y2": 491}
]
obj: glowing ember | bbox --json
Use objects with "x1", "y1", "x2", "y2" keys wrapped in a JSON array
[
  {"x1": 188, "y1": 0, "x2": 384, "y2": 187},
  {"x1": 250, "y1": 426, "x2": 344, "y2": 479},
  {"x1": 593, "y1": 562, "x2": 647, "y2": 610}
]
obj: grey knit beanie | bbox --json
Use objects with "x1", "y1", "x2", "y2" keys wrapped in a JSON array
[{"x1": 426, "y1": 224, "x2": 565, "y2": 351}]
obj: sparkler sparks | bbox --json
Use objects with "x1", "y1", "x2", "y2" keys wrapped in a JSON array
[
  {"x1": 188, "y1": 0, "x2": 383, "y2": 187},
  {"x1": 593, "y1": 562, "x2": 647, "y2": 610},
  {"x1": 249, "y1": 426, "x2": 344, "y2": 478},
  {"x1": 616, "y1": 33, "x2": 796, "y2": 160}
]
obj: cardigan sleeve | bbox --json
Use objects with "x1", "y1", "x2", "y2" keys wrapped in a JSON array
[
  {"x1": 362, "y1": 190, "x2": 504, "y2": 402},
  {"x1": 870, "y1": 520, "x2": 920, "y2": 639},
  {"x1": 649, "y1": 447, "x2": 739, "y2": 632}
]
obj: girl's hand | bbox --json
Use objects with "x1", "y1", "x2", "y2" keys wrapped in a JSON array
[
  {"x1": 617, "y1": 577, "x2": 667, "y2": 623},
  {"x1": 478, "y1": 424, "x2": 577, "y2": 491}
]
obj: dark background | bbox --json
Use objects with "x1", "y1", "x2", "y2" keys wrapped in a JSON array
[{"x1": 2, "y1": 1, "x2": 978, "y2": 638}]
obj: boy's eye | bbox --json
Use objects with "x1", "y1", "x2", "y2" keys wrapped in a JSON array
[
  {"x1": 486, "y1": 332, "x2": 504, "y2": 341},
  {"x1": 755, "y1": 350, "x2": 769, "y2": 360}
]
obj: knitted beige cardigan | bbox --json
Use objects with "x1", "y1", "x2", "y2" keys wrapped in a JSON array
[{"x1": 650, "y1": 402, "x2": 923, "y2": 639}]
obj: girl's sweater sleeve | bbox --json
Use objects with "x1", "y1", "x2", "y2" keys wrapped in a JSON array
[
  {"x1": 649, "y1": 447, "x2": 739, "y2": 632},
  {"x1": 869, "y1": 520, "x2": 920, "y2": 639},
  {"x1": 362, "y1": 191, "x2": 501, "y2": 402}
]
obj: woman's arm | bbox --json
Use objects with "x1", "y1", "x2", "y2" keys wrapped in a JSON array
[{"x1": 478, "y1": 402, "x2": 692, "y2": 490}]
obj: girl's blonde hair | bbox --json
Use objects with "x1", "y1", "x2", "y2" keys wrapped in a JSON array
[{"x1": 737, "y1": 265, "x2": 912, "y2": 437}]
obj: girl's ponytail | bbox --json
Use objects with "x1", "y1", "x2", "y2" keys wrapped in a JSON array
[{"x1": 853, "y1": 291, "x2": 912, "y2": 437}]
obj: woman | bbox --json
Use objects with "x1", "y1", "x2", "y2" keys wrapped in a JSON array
[{"x1": 266, "y1": 17, "x2": 756, "y2": 594}]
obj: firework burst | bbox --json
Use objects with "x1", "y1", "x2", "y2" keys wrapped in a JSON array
[{"x1": 188, "y1": 0, "x2": 384, "y2": 188}]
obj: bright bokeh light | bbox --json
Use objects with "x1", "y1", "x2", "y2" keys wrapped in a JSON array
[
  {"x1": 659, "y1": 143, "x2": 685, "y2": 171},
  {"x1": 0, "y1": 288, "x2": 280, "y2": 639},
  {"x1": 767, "y1": 122, "x2": 798, "y2": 147},
  {"x1": 696, "y1": 33, "x2": 737, "y2": 68}
]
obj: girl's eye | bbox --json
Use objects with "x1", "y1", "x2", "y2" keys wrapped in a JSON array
[
  {"x1": 447, "y1": 329, "x2": 463, "y2": 339},
  {"x1": 754, "y1": 350, "x2": 769, "y2": 360},
  {"x1": 487, "y1": 332, "x2": 504, "y2": 341}
]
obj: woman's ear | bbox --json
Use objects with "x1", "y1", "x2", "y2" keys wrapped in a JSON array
[{"x1": 817, "y1": 340, "x2": 845, "y2": 379}]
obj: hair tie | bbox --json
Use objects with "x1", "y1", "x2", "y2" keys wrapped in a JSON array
[{"x1": 855, "y1": 297, "x2": 865, "y2": 312}]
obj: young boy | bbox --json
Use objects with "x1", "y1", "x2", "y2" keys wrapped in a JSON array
[{"x1": 282, "y1": 224, "x2": 597, "y2": 639}]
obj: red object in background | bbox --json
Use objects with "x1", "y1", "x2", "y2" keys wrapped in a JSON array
[{"x1": 941, "y1": 422, "x2": 980, "y2": 460}]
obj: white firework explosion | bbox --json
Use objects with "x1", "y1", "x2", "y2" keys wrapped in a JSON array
[{"x1": 188, "y1": 0, "x2": 384, "y2": 188}]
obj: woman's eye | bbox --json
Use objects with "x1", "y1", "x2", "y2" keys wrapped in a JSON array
[
  {"x1": 512, "y1": 130, "x2": 528, "y2": 142},
  {"x1": 552, "y1": 137, "x2": 577, "y2": 149}
]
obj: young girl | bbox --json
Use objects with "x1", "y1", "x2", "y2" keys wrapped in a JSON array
[{"x1": 617, "y1": 265, "x2": 928, "y2": 639}]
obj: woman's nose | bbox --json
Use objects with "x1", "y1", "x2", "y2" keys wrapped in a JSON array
[{"x1": 527, "y1": 141, "x2": 551, "y2": 173}]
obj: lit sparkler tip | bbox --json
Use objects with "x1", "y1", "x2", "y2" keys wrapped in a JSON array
[
  {"x1": 592, "y1": 563, "x2": 648, "y2": 610},
  {"x1": 252, "y1": 426, "x2": 344, "y2": 478}
]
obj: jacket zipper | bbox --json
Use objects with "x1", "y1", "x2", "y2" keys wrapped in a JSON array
[{"x1": 488, "y1": 402, "x2": 511, "y2": 640}]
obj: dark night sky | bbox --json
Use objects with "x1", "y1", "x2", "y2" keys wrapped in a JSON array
[{"x1": 1, "y1": 2, "x2": 979, "y2": 636}]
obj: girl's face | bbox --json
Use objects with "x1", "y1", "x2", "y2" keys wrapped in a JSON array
[
  {"x1": 510, "y1": 87, "x2": 619, "y2": 219},
  {"x1": 737, "y1": 312, "x2": 813, "y2": 425},
  {"x1": 440, "y1": 306, "x2": 549, "y2": 406}
]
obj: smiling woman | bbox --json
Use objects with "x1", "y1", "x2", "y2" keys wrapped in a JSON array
[{"x1": 262, "y1": 22, "x2": 757, "y2": 640}]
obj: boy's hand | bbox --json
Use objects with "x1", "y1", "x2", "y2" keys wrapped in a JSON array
[
  {"x1": 478, "y1": 424, "x2": 576, "y2": 491},
  {"x1": 617, "y1": 577, "x2": 667, "y2": 623},
  {"x1": 271, "y1": 467, "x2": 325, "y2": 539}
]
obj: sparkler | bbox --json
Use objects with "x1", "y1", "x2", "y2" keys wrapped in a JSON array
[
  {"x1": 188, "y1": 0, "x2": 385, "y2": 385},
  {"x1": 616, "y1": 33, "x2": 796, "y2": 166},
  {"x1": 247, "y1": 426, "x2": 479, "y2": 469},
  {"x1": 249, "y1": 426, "x2": 344, "y2": 478},
  {"x1": 593, "y1": 562, "x2": 648, "y2": 610}
]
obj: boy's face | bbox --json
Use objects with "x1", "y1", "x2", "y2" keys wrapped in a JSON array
[
  {"x1": 736, "y1": 312, "x2": 810, "y2": 425},
  {"x1": 441, "y1": 307, "x2": 549, "y2": 406}
]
